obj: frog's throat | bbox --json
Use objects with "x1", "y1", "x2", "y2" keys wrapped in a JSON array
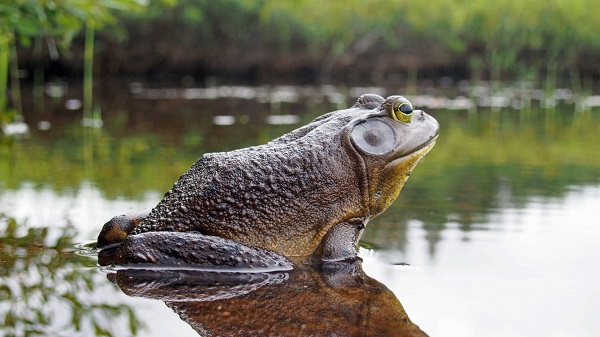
[
  {"x1": 370, "y1": 139, "x2": 436, "y2": 216},
  {"x1": 371, "y1": 140, "x2": 435, "y2": 216}
]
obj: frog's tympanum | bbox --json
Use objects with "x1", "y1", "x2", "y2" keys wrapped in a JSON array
[{"x1": 97, "y1": 94, "x2": 439, "y2": 267}]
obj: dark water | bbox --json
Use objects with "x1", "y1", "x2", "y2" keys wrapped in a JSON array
[{"x1": 1, "y1": 82, "x2": 600, "y2": 336}]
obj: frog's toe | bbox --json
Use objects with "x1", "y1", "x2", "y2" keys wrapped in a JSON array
[{"x1": 96, "y1": 209, "x2": 151, "y2": 248}]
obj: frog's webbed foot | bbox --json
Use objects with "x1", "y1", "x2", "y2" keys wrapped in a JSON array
[
  {"x1": 98, "y1": 231, "x2": 293, "y2": 270},
  {"x1": 96, "y1": 209, "x2": 151, "y2": 248}
]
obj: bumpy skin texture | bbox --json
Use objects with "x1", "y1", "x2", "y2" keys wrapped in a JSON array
[
  {"x1": 98, "y1": 94, "x2": 439, "y2": 265},
  {"x1": 133, "y1": 118, "x2": 366, "y2": 258}
]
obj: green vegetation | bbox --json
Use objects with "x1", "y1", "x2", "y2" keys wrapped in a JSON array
[
  {"x1": 2, "y1": 0, "x2": 598, "y2": 92},
  {"x1": 0, "y1": 0, "x2": 147, "y2": 125},
  {"x1": 0, "y1": 0, "x2": 598, "y2": 123},
  {"x1": 263, "y1": 0, "x2": 599, "y2": 69},
  {"x1": 82, "y1": 0, "x2": 598, "y2": 84}
]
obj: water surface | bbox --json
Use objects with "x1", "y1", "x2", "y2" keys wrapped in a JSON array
[{"x1": 1, "y1": 82, "x2": 599, "y2": 336}]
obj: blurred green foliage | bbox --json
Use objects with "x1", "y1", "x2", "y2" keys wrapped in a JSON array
[
  {"x1": 0, "y1": 0, "x2": 148, "y2": 125},
  {"x1": 111, "y1": 0, "x2": 600, "y2": 77},
  {"x1": 0, "y1": 0, "x2": 148, "y2": 48},
  {"x1": 3, "y1": 0, "x2": 599, "y2": 89},
  {"x1": 307, "y1": 1, "x2": 589, "y2": 51},
  {"x1": 256, "y1": 0, "x2": 599, "y2": 74}
]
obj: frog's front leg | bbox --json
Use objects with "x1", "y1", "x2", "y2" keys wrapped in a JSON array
[
  {"x1": 98, "y1": 231, "x2": 293, "y2": 270},
  {"x1": 315, "y1": 218, "x2": 367, "y2": 262},
  {"x1": 96, "y1": 209, "x2": 151, "y2": 248}
]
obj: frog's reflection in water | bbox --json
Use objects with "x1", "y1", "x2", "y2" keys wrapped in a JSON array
[{"x1": 109, "y1": 260, "x2": 428, "y2": 336}]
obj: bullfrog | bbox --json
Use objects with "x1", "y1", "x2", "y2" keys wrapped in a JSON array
[{"x1": 97, "y1": 94, "x2": 439, "y2": 267}]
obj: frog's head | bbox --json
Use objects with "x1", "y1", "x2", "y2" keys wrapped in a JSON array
[
  {"x1": 345, "y1": 94, "x2": 439, "y2": 217},
  {"x1": 259, "y1": 94, "x2": 439, "y2": 259}
]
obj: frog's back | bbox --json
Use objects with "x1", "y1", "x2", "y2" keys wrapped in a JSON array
[{"x1": 133, "y1": 131, "x2": 364, "y2": 257}]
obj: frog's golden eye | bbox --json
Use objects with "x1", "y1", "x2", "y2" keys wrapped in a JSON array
[{"x1": 392, "y1": 100, "x2": 413, "y2": 123}]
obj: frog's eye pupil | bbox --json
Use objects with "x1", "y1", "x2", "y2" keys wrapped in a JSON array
[{"x1": 400, "y1": 103, "x2": 413, "y2": 114}]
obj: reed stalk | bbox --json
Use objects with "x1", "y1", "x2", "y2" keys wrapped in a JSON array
[
  {"x1": 0, "y1": 36, "x2": 8, "y2": 115},
  {"x1": 9, "y1": 38, "x2": 22, "y2": 116},
  {"x1": 33, "y1": 37, "x2": 45, "y2": 115},
  {"x1": 83, "y1": 19, "x2": 95, "y2": 122}
]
